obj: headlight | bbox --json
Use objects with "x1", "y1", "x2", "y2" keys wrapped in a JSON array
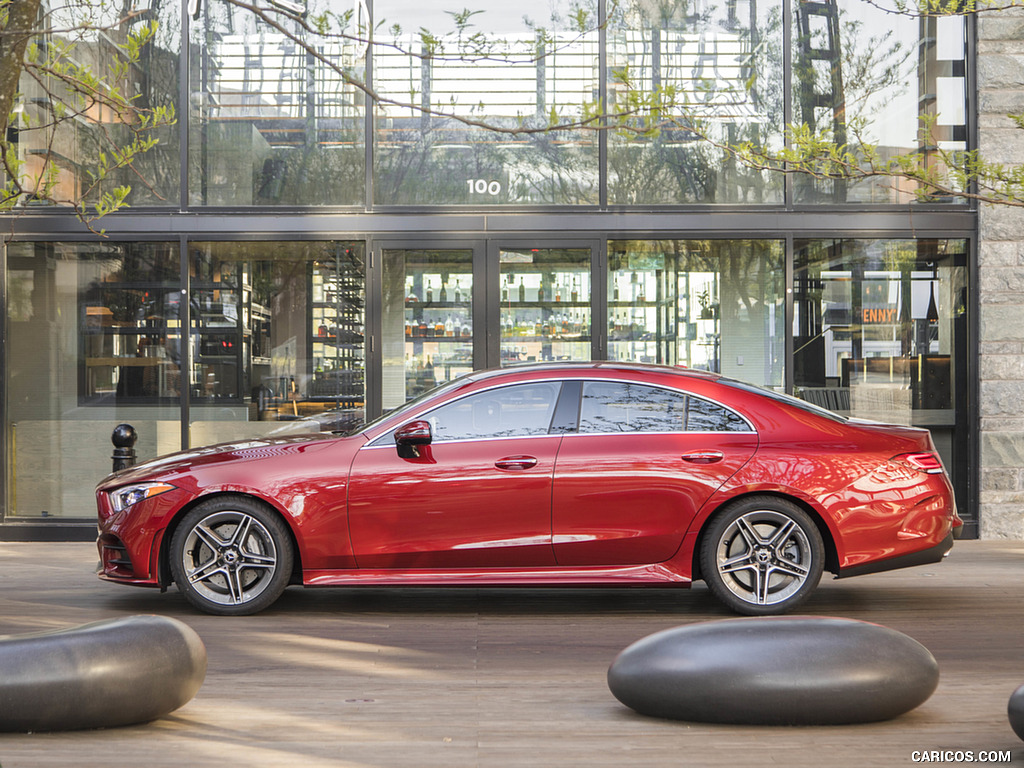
[{"x1": 109, "y1": 482, "x2": 176, "y2": 512}]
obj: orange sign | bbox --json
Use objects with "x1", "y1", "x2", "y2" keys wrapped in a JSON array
[{"x1": 862, "y1": 308, "x2": 898, "y2": 323}]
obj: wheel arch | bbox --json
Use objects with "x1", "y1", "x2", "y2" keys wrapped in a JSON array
[
  {"x1": 157, "y1": 491, "x2": 304, "y2": 589},
  {"x1": 689, "y1": 491, "x2": 840, "y2": 583}
]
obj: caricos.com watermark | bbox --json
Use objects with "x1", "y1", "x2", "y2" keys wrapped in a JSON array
[{"x1": 911, "y1": 750, "x2": 1014, "y2": 763}]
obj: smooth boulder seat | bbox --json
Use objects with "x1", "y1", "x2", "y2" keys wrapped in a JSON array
[
  {"x1": 1009, "y1": 684, "x2": 1024, "y2": 741},
  {"x1": 608, "y1": 616, "x2": 939, "y2": 725},
  {"x1": 0, "y1": 615, "x2": 206, "y2": 732}
]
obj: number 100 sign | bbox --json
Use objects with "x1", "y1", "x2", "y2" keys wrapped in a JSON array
[{"x1": 467, "y1": 179, "x2": 502, "y2": 196}]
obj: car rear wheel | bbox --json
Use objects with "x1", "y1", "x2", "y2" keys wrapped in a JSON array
[
  {"x1": 169, "y1": 496, "x2": 293, "y2": 616},
  {"x1": 700, "y1": 496, "x2": 823, "y2": 616}
]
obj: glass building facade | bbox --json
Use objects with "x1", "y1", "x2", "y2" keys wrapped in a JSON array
[{"x1": 2, "y1": 0, "x2": 977, "y2": 536}]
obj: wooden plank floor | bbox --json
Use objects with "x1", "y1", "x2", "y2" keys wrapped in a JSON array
[{"x1": 0, "y1": 539, "x2": 1021, "y2": 767}]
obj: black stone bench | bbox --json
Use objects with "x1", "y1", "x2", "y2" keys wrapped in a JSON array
[
  {"x1": 1010, "y1": 684, "x2": 1024, "y2": 741},
  {"x1": 0, "y1": 615, "x2": 206, "y2": 732},
  {"x1": 608, "y1": 616, "x2": 938, "y2": 725}
]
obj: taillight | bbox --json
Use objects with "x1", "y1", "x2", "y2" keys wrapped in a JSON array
[{"x1": 894, "y1": 453, "x2": 944, "y2": 474}]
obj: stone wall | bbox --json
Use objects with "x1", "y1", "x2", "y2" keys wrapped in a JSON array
[{"x1": 977, "y1": 9, "x2": 1024, "y2": 538}]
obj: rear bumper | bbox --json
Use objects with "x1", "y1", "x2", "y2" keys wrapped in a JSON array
[{"x1": 836, "y1": 532, "x2": 954, "y2": 579}]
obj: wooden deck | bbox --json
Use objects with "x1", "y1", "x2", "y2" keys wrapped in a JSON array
[{"x1": 0, "y1": 539, "x2": 1021, "y2": 767}]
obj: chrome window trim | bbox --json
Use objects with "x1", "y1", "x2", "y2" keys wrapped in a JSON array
[
  {"x1": 361, "y1": 433, "x2": 564, "y2": 450},
  {"x1": 360, "y1": 373, "x2": 757, "y2": 449},
  {"x1": 560, "y1": 429, "x2": 757, "y2": 438}
]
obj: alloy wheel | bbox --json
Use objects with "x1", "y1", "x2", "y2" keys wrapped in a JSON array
[
  {"x1": 179, "y1": 509, "x2": 279, "y2": 607},
  {"x1": 715, "y1": 508, "x2": 814, "y2": 607}
]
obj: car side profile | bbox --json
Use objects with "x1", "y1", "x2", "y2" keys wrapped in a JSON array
[{"x1": 96, "y1": 362, "x2": 961, "y2": 616}]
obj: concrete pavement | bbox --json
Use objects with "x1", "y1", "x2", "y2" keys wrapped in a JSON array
[{"x1": 0, "y1": 539, "x2": 1021, "y2": 767}]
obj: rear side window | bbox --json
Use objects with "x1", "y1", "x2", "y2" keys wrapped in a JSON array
[
  {"x1": 579, "y1": 381, "x2": 687, "y2": 433},
  {"x1": 578, "y1": 381, "x2": 750, "y2": 434},
  {"x1": 687, "y1": 396, "x2": 750, "y2": 432}
]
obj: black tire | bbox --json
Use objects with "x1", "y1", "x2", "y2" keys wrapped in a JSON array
[
  {"x1": 169, "y1": 496, "x2": 293, "y2": 616},
  {"x1": 700, "y1": 496, "x2": 824, "y2": 616}
]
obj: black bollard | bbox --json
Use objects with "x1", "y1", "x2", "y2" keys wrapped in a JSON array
[{"x1": 111, "y1": 424, "x2": 137, "y2": 472}]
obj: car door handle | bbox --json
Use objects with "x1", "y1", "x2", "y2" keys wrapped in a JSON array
[
  {"x1": 681, "y1": 451, "x2": 724, "y2": 464},
  {"x1": 495, "y1": 455, "x2": 538, "y2": 471}
]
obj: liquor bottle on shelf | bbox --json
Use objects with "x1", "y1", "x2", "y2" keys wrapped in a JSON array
[
  {"x1": 440, "y1": 281, "x2": 448, "y2": 303},
  {"x1": 571, "y1": 278, "x2": 579, "y2": 303},
  {"x1": 426, "y1": 279, "x2": 433, "y2": 303},
  {"x1": 518, "y1": 277, "x2": 526, "y2": 303},
  {"x1": 434, "y1": 318, "x2": 445, "y2": 337},
  {"x1": 538, "y1": 278, "x2": 545, "y2": 303},
  {"x1": 502, "y1": 280, "x2": 509, "y2": 302},
  {"x1": 460, "y1": 318, "x2": 471, "y2": 337},
  {"x1": 555, "y1": 281, "x2": 561, "y2": 303},
  {"x1": 454, "y1": 279, "x2": 462, "y2": 304},
  {"x1": 445, "y1": 315, "x2": 454, "y2": 337}
]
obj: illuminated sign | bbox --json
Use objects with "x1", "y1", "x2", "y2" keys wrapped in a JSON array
[{"x1": 862, "y1": 308, "x2": 898, "y2": 323}]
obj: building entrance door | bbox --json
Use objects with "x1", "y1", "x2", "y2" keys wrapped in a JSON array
[
  {"x1": 377, "y1": 243, "x2": 486, "y2": 413},
  {"x1": 492, "y1": 242, "x2": 601, "y2": 367}
]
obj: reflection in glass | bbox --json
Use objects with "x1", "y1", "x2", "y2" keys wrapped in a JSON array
[
  {"x1": 79, "y1": 247, "x2": 182, "y2": 404},
  {"x1": 374, "y1": 1, "x2": 599, "y2": 205},
  {"x1": 189, "y1": 242, "x2": 365, "y2": 446},
  {"x1": 686, "y1": 397, "x2": 750, "y2": 432},
  {"x1": 793, "y1": 239, "x2": 967, "y2": 427},
  {"x1": 792, "y1": 0, "x2": 967, "y2": 204},
  {"x1": 382, "y1": 250, "x2": 474, "y2": 409},
  {"x1": 499, "y1": 248, "x2": 592, "y2": 365},
  {"x1": 6, "y1": 242, "x2": 180, "y2": 518},
  {"x1": 424, "y1": 383, "x2": 561, "y2": 441},
  {"x1": 189, "y1": 0, "x2": 365, "y2": 206},
  {"x1": 579, "y1": 382, "x2": 687, "y2": 433},
  {"x1": 607, "y1": 0, "x2": 784, "y2": 204},
  {"x1": 608, "y1": 240, "x2": 784, "y2": 388},
  {"x1": 15, "y1": 2, "x2": 180, "y2": 206}
]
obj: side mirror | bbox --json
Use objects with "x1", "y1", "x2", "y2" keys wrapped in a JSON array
[{"x1": 394, "y1": 420, "x2": 432, "y2": 458}]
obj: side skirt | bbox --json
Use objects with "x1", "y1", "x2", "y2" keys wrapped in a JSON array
[{"x1": 302, "y1": 563, "x2": 692, "y2": 588}]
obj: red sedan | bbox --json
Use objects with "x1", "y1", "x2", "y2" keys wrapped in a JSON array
[{"x1": 96, "y1": 363, "x2": 961, "y2": 616}]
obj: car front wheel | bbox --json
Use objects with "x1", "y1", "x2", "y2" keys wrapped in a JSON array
[
  {"x1": 169, "y1": 496, "x2": 293, "y2": 616},
  {"x1": 700, "y1": 496, "x2": 824, "y2": 616}
]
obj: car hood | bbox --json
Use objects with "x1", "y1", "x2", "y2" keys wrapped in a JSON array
[{"x1": 96, "y1": 433, "x2": 344, "y2": 490}]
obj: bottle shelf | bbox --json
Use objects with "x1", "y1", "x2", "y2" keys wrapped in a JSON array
[
  {"x1": 501, "y1": 335, "x2": 592, "y2": 343},
  {"x1": 404, "y1": 301, "x2": 471, "y2": 310},
  {"x1": 405, "y1": 335, "x2": 473, "y2": 343},
  {"x1": 501, "y1": 301, "x2": 590, "y2": 310}
]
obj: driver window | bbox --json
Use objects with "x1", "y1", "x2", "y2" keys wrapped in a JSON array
[{"x1": 427, "y1": 382, "x2": 562, "y2": 442}]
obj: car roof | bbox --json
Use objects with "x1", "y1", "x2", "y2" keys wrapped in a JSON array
[{"x1": 464, "y1": 361, "x2": 722, "y2": 383}]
